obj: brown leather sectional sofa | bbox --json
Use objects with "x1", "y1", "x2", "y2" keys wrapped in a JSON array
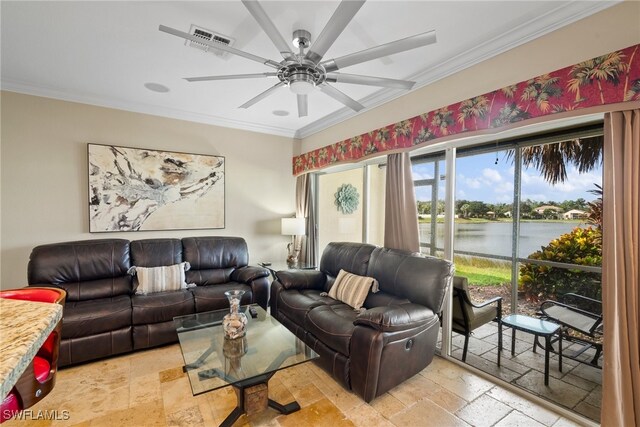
[
  {"x1": 27, "y1": 236, "x2": 269, "y2": 367},
  {"x1": 270, "y1": 242, "x2": 453, "y2": 402}
]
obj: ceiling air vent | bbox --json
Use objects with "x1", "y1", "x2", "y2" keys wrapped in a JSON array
[{"x1": 185, "y1": 24, "x2": 234, "y2": 58}]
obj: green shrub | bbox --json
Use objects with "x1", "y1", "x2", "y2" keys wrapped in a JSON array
[{"x1": 519, "y1": 226, "x2": 602, "y2": 302}]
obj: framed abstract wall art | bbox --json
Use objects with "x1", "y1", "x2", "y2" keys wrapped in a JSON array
[{"x1": 88, "y1": 144, "x2": 225, "y2": 232}]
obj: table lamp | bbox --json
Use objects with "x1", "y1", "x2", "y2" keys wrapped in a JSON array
[{"x1": 281, "y1": 217, "x2": 305, "y2": 265}]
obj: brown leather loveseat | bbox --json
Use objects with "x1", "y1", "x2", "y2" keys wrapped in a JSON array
[
  {"x1": 270, "y1": 242, "x2": 453, "y2": 402},
  {"x1": 27, "y1": 236, "x2": 269, "y2": 367}
]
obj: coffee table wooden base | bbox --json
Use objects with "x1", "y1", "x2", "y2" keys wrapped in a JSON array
[{"x1": 220, "y1": 372, "x2": 300, "y2": 427}]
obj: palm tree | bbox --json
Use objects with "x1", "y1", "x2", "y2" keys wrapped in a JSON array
[
  {"x1": 460, "y1": 203, "x2": 470, "y2": 218},
  {"x1": 350, "y1": 135, "x2": 363, "y2": 153},
  {"x1": 394, "y1": 120, "x2": 412, "y2": 140},
  {"x1": 413, "y1": 128, "x2": 434, "y2": 145},
  {"x1": 457, "y1": 96, "x2": 489, "y2": 130},
  {"x1": 509, "y1": 135, "x2": 603, "y2": 185},
  {"x1": 520, "y1": 74, "x2": 562, "y2": 113},
  {"x1": 431, "y1": 108, "x2": 454, "y2": 135},
  {"x1": 568, "y1": 51, "x2": 628, "y2": 104},
  {"x1": 492, "y1": 103, "x2": 530, "y2": 127}
]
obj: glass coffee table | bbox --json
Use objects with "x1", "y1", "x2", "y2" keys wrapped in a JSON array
[{"x1": 174, "y1": 305, "x2": 318, "y2": 427}]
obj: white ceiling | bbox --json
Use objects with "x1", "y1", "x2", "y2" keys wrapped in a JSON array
[{"x1": 1, "y1": 1, "x2": 617, "y2": 138}]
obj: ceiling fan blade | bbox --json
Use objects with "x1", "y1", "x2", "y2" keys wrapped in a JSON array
[
  {"x1": 184, "y1": 73, "x2": 277, "y2": 82},
  {"x1": 297, "y1": 94, "x2": 308, "y2": 117},
  {"x1": 326, "y1": 72, "x2": 415, "y2": 90},
  {"x1": 305, "y1": 0, "x2": 365, "y2": 64},
  {"x1": 319, "y1": 83, "x2": 364, "y2": 112},
  {"x1": 239, "y1": 81, "x2": 286, "y2": 109},
  {"x1": 159, "y1": 25, "x2": 281, "y2": 69},
  {"x1": 321, "y1": 30, "x2": 437, "y2": 72},
  {"x1": 242, "y1": 0, "x2": 294, "y2": 60}
]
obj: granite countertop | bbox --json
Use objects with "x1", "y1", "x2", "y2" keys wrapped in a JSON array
[{"x1": 0, "y1": 298, "x2": 63, "y2": 398}]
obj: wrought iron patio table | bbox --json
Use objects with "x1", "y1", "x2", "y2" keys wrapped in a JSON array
[
  {"x1": 501, "y1": 314, "x2": 562, "y2": 386},
  {"x1": 174, "y1": 305, "x2": 318, "y2": 426}
]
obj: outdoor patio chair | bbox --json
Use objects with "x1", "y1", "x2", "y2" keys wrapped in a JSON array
[
  {"x1": 450, "y1": 276, "x2": 503, "y2": 365},
  {"x1": 540, "y1": 293, "x2": 603, "y2": 366}
]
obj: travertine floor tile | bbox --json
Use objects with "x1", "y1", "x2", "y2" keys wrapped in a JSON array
[
  {"x1": 13, "y1": 344, "x2": 581, "y2": 427},
  {"x1": 455, "y1": 394, "x2": 512, "y2": 427},
  {"x1": 369, "y1": 393, "x2": 406, "y2": 419},
  {"x1": 165, "y1": 406, "x2": 205, "y2": 427},
  {"x1": 583, "y1": 385, "x2": 601, "y2": 408},
  {"x1": 392, "y1": 373, "x2": 468, "y2": 413},
  {"x1": 276, "y1": 398, "x2": 354, "y2": 427},
  {"x1": 346, "y1": 402, "x2": 395, "y2": 427},
  {"x1": 130, "y1": 372, "x2": 162, "y2": 406},
  {"x1": 89, "y1": 401, "x2": 165, "y2": 426},
  {"x1": 423, "y1": 357, "x2": 495, "y2": 401},
  {"x1": 494, "y1": 411, "x2": 545, "y2": 427},
  {"x1": 572, "y1": 401, "x2": 600, "y2": 423},
  {"x1": 514, "y1": 371, "x2": 589, "y2": 408},
  {"x1": 389, "y1": 398, "x2": 469, "y2": 427},
  {"x1": 486, "y1": 386, "x2": 559, "y2": 426}
]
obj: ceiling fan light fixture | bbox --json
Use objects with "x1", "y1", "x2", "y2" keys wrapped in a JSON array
[{"x1": 289, "y1": 80, "x2": 315, "y2": 95}]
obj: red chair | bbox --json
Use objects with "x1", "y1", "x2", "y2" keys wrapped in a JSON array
[{"x1": 0, "y1": 287, "x2": 65, "y2": 423}]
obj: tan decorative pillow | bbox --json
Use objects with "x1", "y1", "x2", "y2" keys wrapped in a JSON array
[
  {"x1": 328, "y1": 269, "x2": 379, "y2": 310},
  {"x1": 129, "y1": 262, "x2": 191, "y2": 295}
]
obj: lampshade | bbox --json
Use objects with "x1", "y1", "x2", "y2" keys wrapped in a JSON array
[{"x1": 281, "y1": 217, "x2": 306, "y2": 235}]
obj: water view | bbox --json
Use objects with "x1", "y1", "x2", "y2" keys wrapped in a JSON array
[{"x1": 419, "y1": 221, "x2": 588, "y2": 258}]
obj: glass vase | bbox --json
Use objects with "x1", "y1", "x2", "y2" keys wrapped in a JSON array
[{"x1": 222, "y1": 290, "x2": 247, "y2": 339}]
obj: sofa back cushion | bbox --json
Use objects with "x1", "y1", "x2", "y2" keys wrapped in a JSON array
[
  {"x1": 319, "y1": 243, "x2": 377, "y2": 284},
  {"x1": 182, "y1": 237, "x2": 248, "y2": 285},
  {"x1": 28, "y1": 239, "x2": 132, "y2": 301},
  {"x1": 367, "y1": 247, "x2": 453, "y2": 313},
  {"x1": 130, "y1": 238, "x2": 182, "y2": 267}
]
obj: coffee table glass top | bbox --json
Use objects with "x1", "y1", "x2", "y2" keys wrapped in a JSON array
[
  {"x1": 174, "y1": 305, "x2": 318, "y2": 396},
  {"x1": 502, "y1": 314, "x2": 560, "y2": 335}
]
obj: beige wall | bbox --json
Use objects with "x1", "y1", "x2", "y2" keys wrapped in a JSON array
[
  {"x1": 318, "y1": 168, "x2": 364, "y2": 256},
  {"x1": 0, "y1": 92, "x2": 296, "y2": 289},
  {"x1": 301, "y1": 1, "x2": 640, "y2": 153},
  {"x1": 366, "y1": 165, "x2": 386, "y2": 247}
]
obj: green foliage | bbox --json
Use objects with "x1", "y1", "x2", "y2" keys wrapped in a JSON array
[
  {"x1": 454, "y1": 255, "x2": 511, "y2": 286},
  {"x1": 519, "y1": 226, "x2": 602, "y2": 301}
]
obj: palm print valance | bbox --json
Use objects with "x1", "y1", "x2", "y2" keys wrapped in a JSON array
[{"x1": 293, "y1": 43, "x2": 640, "y2": 175}]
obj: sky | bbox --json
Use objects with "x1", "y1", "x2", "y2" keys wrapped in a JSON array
[{"x1": 413, "y1": 151, "x2": 603, "y2": 204}]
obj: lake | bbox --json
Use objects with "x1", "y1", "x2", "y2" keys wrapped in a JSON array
[{"x1": 419, "y1": 221, "x2": 588, "y2": 258}]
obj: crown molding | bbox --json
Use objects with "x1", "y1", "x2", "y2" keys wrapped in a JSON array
[
  {"x1": 294, "y1": 0, "x2": 620, "y2": 140},
  {"x1": 1, "y1": 1, "x2": 618, "y2": 142},
  {"x1": 0, "y1": 80, "x2": 298, "y2": 139}
]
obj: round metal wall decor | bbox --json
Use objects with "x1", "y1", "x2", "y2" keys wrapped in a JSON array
[{"x1": 334, "y1": 184, "x2": 359, "y2": 214}]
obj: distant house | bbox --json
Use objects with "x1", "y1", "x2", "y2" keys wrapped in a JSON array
[
  {"x1": 563, "y1": 209, "x2": 587, "y2": 220},
  {"x1": 504, "y1": 211, "x2": 512, "y2": 218},
  {"x1": 486, "y1": 211, "x2": 496, "y2": 219},
  {"x1": 533, "y1": 205, "x2": 563, "y2": 215}
]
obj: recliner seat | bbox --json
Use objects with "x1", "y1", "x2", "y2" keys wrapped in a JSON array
[
  {"x1": 270, "y1": 242, "x2": 453, "y2": 402},
  {"x1": 28, "y1": 236, "x2": 269, "y2": 367}
]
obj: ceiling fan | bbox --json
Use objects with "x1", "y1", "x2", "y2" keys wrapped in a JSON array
[{"x1": 159, "y1": 0, "x2": 436, "y2": 117}]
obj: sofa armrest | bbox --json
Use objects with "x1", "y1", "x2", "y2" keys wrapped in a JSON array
[
  {"x1": 230, "y1": 266, "x2": 270, "y2": 284},
  {"x1": 354, "y1": 304, "x2": 435, "y2": 332},
  {"x1": 276, "y1": 270, "x2": 326, "y2": 290}
]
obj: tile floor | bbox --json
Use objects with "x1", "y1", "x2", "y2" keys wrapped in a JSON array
[
  {"x1": 4, "y1": 344, "x2": 587, "y2": 427},
  {"x1": 445, "y1": 322, "x2": 602, "y2": 423}
]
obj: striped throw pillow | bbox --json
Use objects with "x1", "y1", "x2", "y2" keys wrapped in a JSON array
[
  {"x1": 328, "y1": 269, "x2": 379, "y2": 310},
  {"x1": 129, "y1": 262, "x2": 191, "y2": 295}
]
